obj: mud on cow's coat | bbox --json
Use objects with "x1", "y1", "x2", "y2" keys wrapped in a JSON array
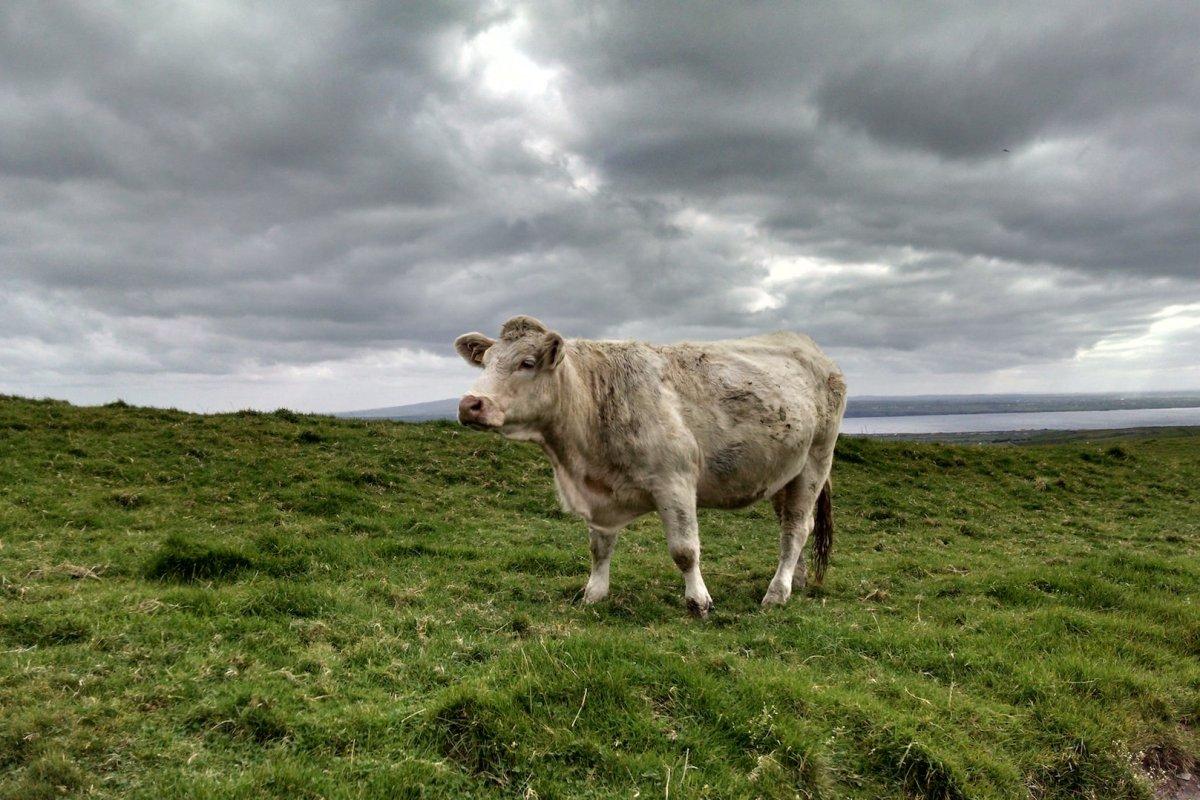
[{"x1": 454, "y1": 315, "x2": 847, "y2": 617}]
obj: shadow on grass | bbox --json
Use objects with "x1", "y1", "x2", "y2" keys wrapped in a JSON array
[{"x1": 144, "y1": 533, "x2": 254, "y2": 582}]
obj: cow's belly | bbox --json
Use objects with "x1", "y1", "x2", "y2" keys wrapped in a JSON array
[{"x1": 695, "y1": 433, "x2": 812, "y2": 509}]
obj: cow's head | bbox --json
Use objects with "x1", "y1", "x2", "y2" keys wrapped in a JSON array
[{"x1": 454, "y1": 315, "x2": 565, "y2": 433}]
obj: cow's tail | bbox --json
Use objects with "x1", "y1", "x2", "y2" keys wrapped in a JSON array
[{"x1": 811, "y1": 479, "x2": 833, "y2": 586}]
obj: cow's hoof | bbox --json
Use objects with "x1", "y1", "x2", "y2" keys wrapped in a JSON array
[
  {"x1": 582, "y1": 584, "x2": 608, "y2": 604},
  {"x1": 761, "y1": 587, "x2": 791, "y2": 607},
  {"x1": 686, "y1": 597, "x2": 714, "y2": 618}
]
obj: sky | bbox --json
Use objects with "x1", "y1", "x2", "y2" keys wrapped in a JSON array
[{"x1": 2, "y1": 1, "x2": 1198, "y2": 413}]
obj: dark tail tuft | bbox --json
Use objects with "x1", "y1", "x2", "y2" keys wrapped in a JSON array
[{"x1": 811, "y1": 479, "x2": 833, "y2": 586}]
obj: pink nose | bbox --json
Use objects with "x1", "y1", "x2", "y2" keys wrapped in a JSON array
[{"x1": 458, "y1": 394, "x2": 488, "y2": 425}]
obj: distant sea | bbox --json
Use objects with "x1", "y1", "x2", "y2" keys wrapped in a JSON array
[{"x1": 843, "y1": 406, "x2": 1200, "y2": 435}]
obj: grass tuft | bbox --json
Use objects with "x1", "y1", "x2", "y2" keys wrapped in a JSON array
[
  {"x1": 1, "y1": 752, "x2": 86, "y2": 800},
  {"x1": 190, "y1": 694, "x2": 294, "y2": 744},
  {"x1": 1031, "y1": 739, "x2": 1151, "y2": 800},
  {"x1": 110, "y1": 489, "x2": 144, "y2": 508},
  {"x1": 866, "y1": 729, "x2": 969, "y2": 800},
  {"x1": 424, "y1": 687, "x2": 523, "y2": 784}
]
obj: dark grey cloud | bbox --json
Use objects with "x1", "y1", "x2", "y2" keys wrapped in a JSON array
[
  {"x1": 816, "y1": 3, "x2": 1200, "y2": 158},
  {"x1": 1, "y1": 1, "x2": 1198, "y2": 409}
]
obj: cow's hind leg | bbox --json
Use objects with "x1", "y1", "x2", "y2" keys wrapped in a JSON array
[
  {"x1": 582, "y1": 525, "x2": 620, "y2": 603},
  {"x1": 762, "y1": 455, "x2": 831, "y2": 606}
]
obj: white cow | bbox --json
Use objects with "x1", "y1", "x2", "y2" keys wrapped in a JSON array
[{"x1": 455, "y1": 316, "x2": 847, "y2": 616}]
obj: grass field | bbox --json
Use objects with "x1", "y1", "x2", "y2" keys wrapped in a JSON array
[{"x1": 1, "y1": 395, "x2": 1197, "y2": 799}]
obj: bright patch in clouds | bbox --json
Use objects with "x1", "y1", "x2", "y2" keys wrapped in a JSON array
[
  {"x1": 1078, "y1": 303, "x2": 1200, "y2": 361},
  {"x1": 459, "y1": 12, "x2": 557, "y2": 100}
]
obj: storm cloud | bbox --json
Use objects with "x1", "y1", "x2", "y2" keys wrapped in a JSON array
[{"x1": 1, "y1": 1, "x2": 1197, "y2": 410}]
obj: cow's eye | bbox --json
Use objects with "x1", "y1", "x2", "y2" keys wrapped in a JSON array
[{"x1": 519, "y1": 357, "x2": 537, "y2": 370}]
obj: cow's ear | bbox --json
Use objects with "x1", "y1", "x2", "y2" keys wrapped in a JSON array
[
  {"x1": 455, "y1": 333, "x2": 494, "y2": 367},
  {"x1": 539, "y1": 332, "x2": 565, "y2": 370}
]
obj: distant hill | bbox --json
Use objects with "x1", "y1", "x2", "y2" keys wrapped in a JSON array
[
  {"x1": 337, "y1": 397, "x2": 459, "y2": 421},
  {"x1": 337, "y1": 391, "x2": 1200, "y2": 422}
]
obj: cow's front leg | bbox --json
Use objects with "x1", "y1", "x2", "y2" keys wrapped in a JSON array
[
  {"x1": 656, "y1": 492, "x2": 714, "y2": 617},
  {"x1": 582, "y1": 525, "x2": 619, "y2": 603}
]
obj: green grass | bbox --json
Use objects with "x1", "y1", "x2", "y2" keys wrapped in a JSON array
[{"x1": 0, "y1": 395, "x2": 1197, "y2": 799}]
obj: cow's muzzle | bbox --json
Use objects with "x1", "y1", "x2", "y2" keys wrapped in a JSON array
[{"x1": 458, "y1": 394, "x2": 498, "y2": 429}]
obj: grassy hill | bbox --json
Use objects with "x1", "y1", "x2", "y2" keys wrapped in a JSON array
[{"x1": 1, "y1": 395, "x2": 1197, "y2": 799}]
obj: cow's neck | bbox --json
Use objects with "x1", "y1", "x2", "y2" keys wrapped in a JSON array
[{"x1": 536, "y1": 358, "x2": 601, "y2": 478}]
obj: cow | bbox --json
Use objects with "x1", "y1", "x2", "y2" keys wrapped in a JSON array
[{"x1": 454, "y1": 315, "x2": 847, "y2": 617}]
